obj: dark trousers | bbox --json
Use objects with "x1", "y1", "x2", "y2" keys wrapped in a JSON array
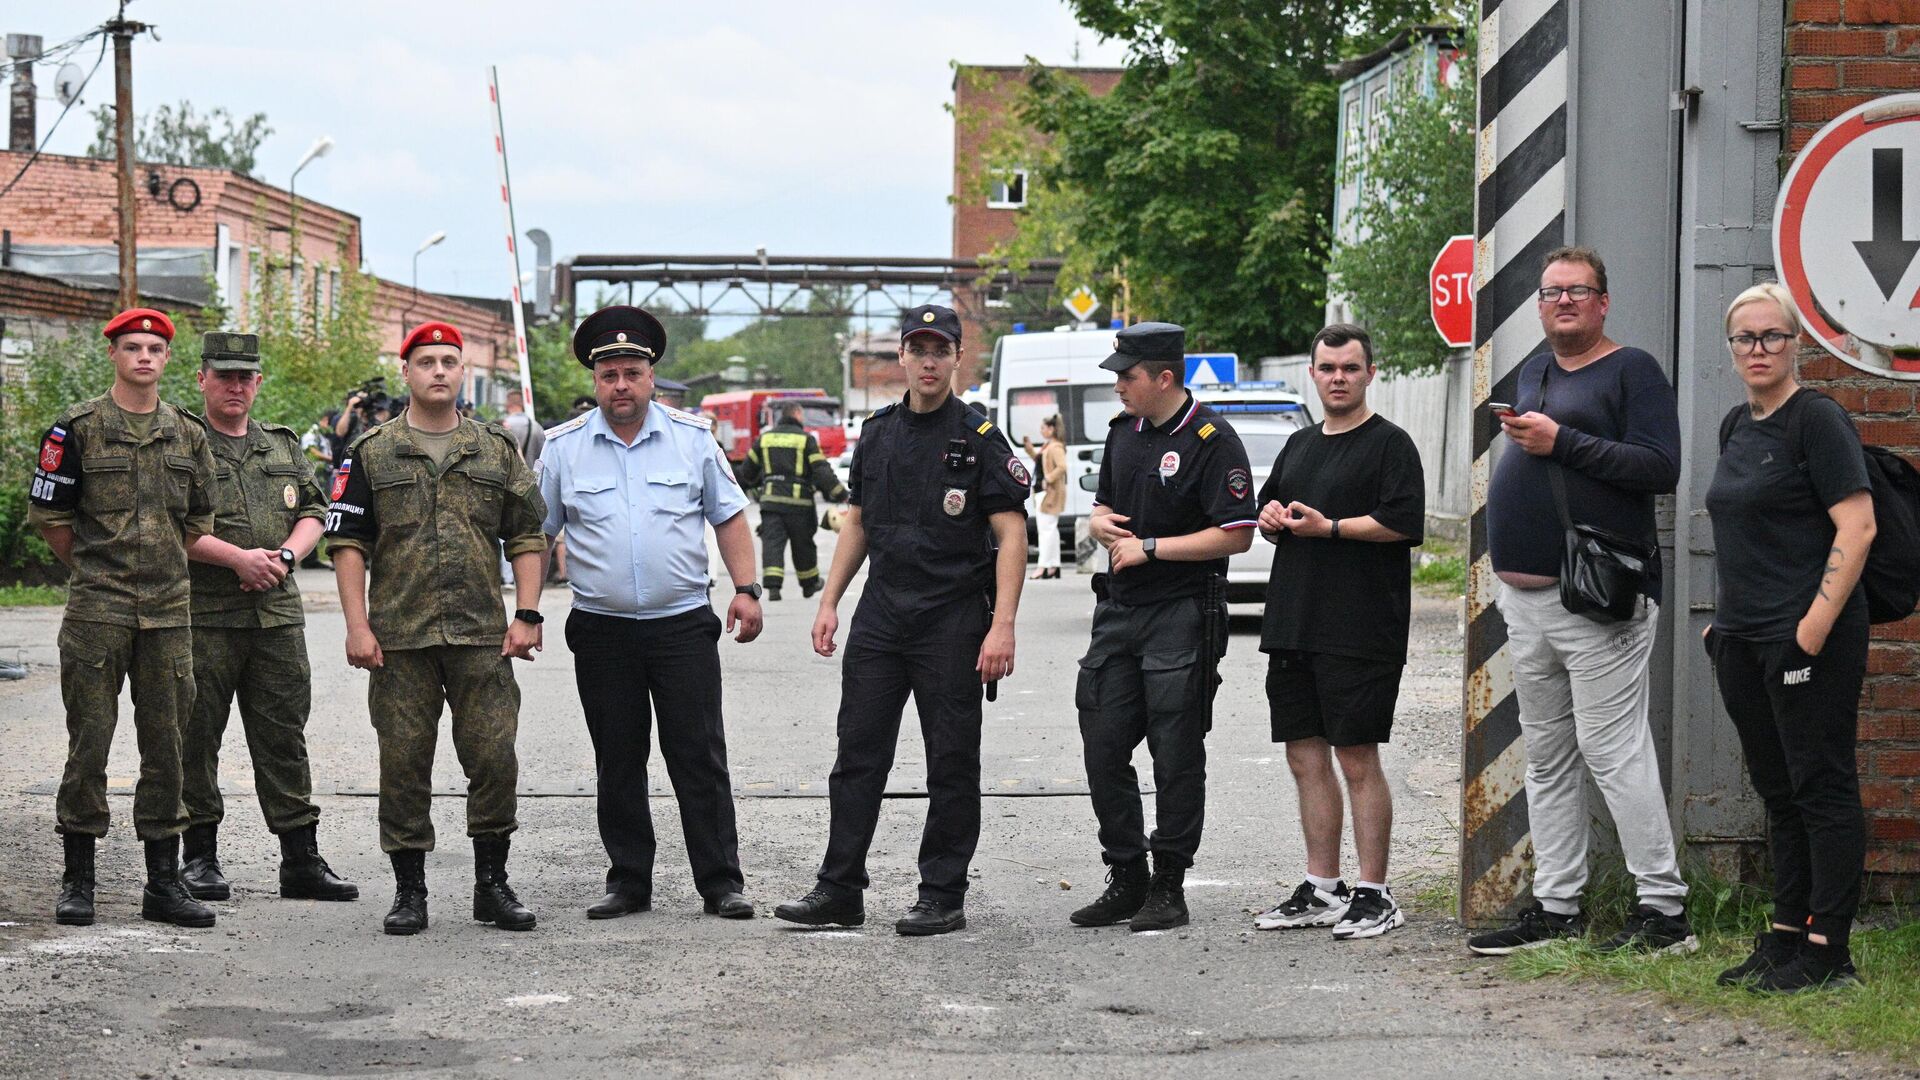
[
  {"x1": 1077, "y1": 595, "x2": 1210, "y2": 870},
  {"x1": 567, "y1": 606, "x2": 743, "y2": 899},
  {"x1": 759, "y1": 506, "x2": 819, "y2": 590},
  {"x1": 818, "y1": 600, "x2": 986, "y2": 906},
  {"x1": 1709, "y1": 618, "x2": 1868, "y2": 945}
]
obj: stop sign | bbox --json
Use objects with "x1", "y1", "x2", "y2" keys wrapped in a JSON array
[{"x1": 1429, "y1": 234, "x2": 1475, "y2": 348}]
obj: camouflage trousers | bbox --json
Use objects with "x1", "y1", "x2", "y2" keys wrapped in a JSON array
[
  {"x1": 56, "y1": 619, "x2": 193, "y2": 841},
  {"x1": 183, "y1": 624, "x2": 320, "y2": 834},
  {"x1": 368, "y1": 645, "x2": 521, "y2": 853}
]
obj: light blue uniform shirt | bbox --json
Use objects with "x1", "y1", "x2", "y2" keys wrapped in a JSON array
[{"x1": 538, "y1": 403, "x2": 749, "y2": 620}]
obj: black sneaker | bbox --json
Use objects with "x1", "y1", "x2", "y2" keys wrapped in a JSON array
[
  {"x1": 1717, "y1": 929, "x2": 1803, "y2": 986},
  {"x1": 1748, "y1": 941, "x2": 1861, "y2": 993},
  {"x1": 1597, "y1": 904, "x2": 1698, "y2": 955},
  {"x1": 1467, "y1": 901, "x2": 1585, "y2": 955},
  {"x1": 1332, "y1": 886, "x2": 1404, "y2": 940},
  {"x1": 1254, "y1": 879, "x2": 1350, "y2": 930}
]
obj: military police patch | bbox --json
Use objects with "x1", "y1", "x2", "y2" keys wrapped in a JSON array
[
  {"x1": 1007, "y1": 455, "x2": 1030, "y2": 487},
  {"x1": 330, "y1": 462, "x2": 352, "y2": 501},
  {"x1": 943, "y1": 487, "x2": 967, "y2": 516},
  {"x1": 39, "y1": 437, "x2": 63, "y2": 471},
  {"x1": 1226, "y1": 467, "x2": 1250, "y2": 499}
]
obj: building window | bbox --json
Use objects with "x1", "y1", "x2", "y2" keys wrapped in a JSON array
[
  {"x1": 984, "y1": 282, "x2": 1010, "y2": 308},
  {"x1": 1368, "y1": 84, "x2": 1391, "y2": 152},
  {"x1": 988, "y1": 168, "x2": 1028, "y2": 209}
]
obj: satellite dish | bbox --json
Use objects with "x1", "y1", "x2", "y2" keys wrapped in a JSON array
[{"x1": 54, "y1": 62, "x2": 84, "y2": 106}]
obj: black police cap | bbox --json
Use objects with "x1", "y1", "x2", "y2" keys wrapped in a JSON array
[
  {"x1": 1100, "y1": 321, "x2": 1186, "y2": 371},
  {"x1": 572, "y1": 305, "x2": 667, "y2": 370},
  {"x1": 900, "y1": 304, "x2": 962, "y2": 345}
]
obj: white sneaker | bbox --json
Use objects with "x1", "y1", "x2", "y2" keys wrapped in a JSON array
[
  {"x1": 1331, "y1": 886, "x2": 1405, "y2": 940},
  {"x1": 1254, "y1": 880, "x2": 1351, "y2": 930}
]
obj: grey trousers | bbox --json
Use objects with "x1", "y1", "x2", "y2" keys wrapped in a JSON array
[{"x1": 1499, "y1": 583, "x2": 1688, "y2": 916}]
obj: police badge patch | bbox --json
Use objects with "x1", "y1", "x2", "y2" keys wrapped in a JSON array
[
  {"x1": 1159, "y1": 451, "x2": 1181, "y2": 478},
  {"x1": 943, "y1": 488, "x2": 967, "y2": 516},
  {"x1": 1006, "y1": 455, "x2": 1030, "y2": 486},
  {"x1": 330, "y1": 462, "x2": 352, "y2": 502},
  {"x1": 1226, "y1": 467, "x2": 1250, "y2": 499}
]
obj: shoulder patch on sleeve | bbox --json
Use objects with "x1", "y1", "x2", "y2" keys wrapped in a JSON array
[
  {"x1": 544, "y1": 413, "x2": 590, "y2": 441},
  {"x1": 661, "y1": 403, "x2": 714, "y2": 430}
]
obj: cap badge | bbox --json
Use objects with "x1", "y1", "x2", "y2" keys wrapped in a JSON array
[
  {"x1": 431, "y1": 329, "x2": 443, "y2": 342},
  {"x1": 617, "y1": 332, "x2": 627, "y2": 342},
  {"x1": 922, "y1": 312, "x2": 936, "y2": 323},
  {"x1": 141, "y1": 318, "x2": 152, "y2": 330}
]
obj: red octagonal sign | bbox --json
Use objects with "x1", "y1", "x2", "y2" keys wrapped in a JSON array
[{"x1": 1430, "y1": 234, "x2": 1475, "y2": 349}]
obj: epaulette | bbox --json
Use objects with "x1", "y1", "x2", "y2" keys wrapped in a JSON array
[
  {"x1": 258, "y1": 420, "x2": 299, "y2": 438},
  {"x1": 180, "y1": 409, "x2": 209, "y2": 429},
  {"x1": 868, "y1": 402, "x2": 899, "y2": 421},
  {"x1": 347, "y1": 422, "x2": 388, "y2": 451},
  {"x1": 1110, "y1": 411, "x2": 1131, "y2": 427},
  {"x1": 63, "y1": 397, "x2": 103, "y2": 423},
  {"x1": 660, "y1": 403, "x2": 713, "y2": 430},
  {"x1": 544, "y1": 413, "x2": 590, "y2": 441},
  {"x1": 1194, "y1": 421, "x2": 1218, "y2": 441},
  {"x1": 963, "y1": 407, "x2": 996, "y2": 438}
]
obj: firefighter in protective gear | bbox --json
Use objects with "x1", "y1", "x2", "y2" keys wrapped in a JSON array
[{"x1": 737, "y1": 403, "x2": 847, "y2": 600}]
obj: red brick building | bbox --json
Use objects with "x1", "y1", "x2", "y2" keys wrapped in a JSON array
[
  {"x1": 1785, "y1": 0, "x2": 1920, "y2": 896},
  {"x1": 950, "y1": 64, "x2": 1122, "y2": 379}
]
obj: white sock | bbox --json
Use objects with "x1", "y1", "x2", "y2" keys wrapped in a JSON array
[
  {"x1": 1357, "y1": 881, "x2": 1389, "y2": 895},
  {"x1": 1305, "y1": 873, "x2": 1343, "y2": 894}
]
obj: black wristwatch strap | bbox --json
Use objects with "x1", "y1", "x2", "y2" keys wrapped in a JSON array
[
  {"x1": 278, "y1": 547, "x2": 296, "y2": 567},
  {"x1": 514, "y1": 609, "x2": 544, "y2": 625},
  {"x1": 735, "y1": 583, "x2": 763, "y2": 600}
]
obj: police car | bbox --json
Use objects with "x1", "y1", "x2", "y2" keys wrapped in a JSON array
[{"x1": 1189, "y1": 382, "x2": 1314, "y2": 607}]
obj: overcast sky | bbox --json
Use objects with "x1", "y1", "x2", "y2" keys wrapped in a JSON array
[{"x1": 23, "y1": 0, "x2": 1128, "y2": 316}]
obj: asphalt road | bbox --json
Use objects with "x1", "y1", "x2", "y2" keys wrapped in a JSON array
[{"x1": 0, "y1": 521, "x2": 1891, "y2": 1078}]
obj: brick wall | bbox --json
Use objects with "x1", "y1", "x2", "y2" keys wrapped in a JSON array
[{"x1": 1785, "y1": 0, "x2": 1920, "y2": 898}]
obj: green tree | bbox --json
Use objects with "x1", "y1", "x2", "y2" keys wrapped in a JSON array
[
  {"x1": 1327, "y1": 30, "x2": 1476, "y2": 373},
  {"x1": 985, "y1": 0, "x2": 1445, "y2": 357},
  {"x1": 87, "y1": 101, "x2": 273, "y2": 176}
]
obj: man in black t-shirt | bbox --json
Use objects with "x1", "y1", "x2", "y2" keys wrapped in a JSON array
[
  {"x1": 1068, "y1": 321, "x2": 1258, "y2": 933},
  {"x1": 1251, "y1": 325, "x2": 1424, "y2": 941}
]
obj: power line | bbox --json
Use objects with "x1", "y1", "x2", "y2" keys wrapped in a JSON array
[{"x1": 0, "y1": 31, "x2": 109, "y2": 200}]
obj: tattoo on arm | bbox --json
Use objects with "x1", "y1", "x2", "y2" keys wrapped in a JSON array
[{"x1": 1819, "y1": 545, "x2": 1842, "y2": 601}]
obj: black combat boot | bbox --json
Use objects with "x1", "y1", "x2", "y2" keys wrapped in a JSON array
[
  {"x1": 801, "y1": 577, "x2": 822, "y2": 599},
  {"x1": 141, "y1": 836, "x2": 216, "y2": 928},
  {"x1": 55, "y1": 833, "x2": 96, "y2": 926},
  {"x1": 180, "y1": 823, "x2": 230, "y2": 901},
  {"x1": 766, "y1": 586, "x2": 782, "y2": 602},
  {"x1": 472, "y1": 835, "x2": 536, "y2": 931},
  {"x1": 278, "y1": 823, "x2": 359, "y2": 901},
  {"x1": 1068, "y1": 857, "x2": 1151, "y2": 927},
  {"x1": 383, "y1": 850, "x2": 428, "y2": 935},
  {"x1": 1129, "y1": 863, "x2": 1189, "y2": 932}
]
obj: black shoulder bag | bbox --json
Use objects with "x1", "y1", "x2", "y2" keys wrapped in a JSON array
[{"x1": 1538, "y1": 359, "x2": 1656, "y2": 622}]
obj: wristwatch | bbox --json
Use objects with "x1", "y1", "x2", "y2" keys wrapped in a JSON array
[
  {"x1": 513, "y1": 609, "x2": 544, "y2": 625},
  {"x1": 1142, "y1": 537, "x2": 1159, "y2": 561},
  {"x1": 278, "y1": 548, "x2": 296, "y2": 570},
  {"x1": 1329, "y1": 518, "x2": 1342, "y2": 540},
  {"x1": 735, "y1": 583, "x2": 763, "y2": 600}
]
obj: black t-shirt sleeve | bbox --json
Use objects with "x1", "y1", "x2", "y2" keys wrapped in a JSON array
[
  {"x1": 1371, "y1": 427, "x2": 1427, "y2": 542},
  {"x1": 974, "y1": 428, "x2": 1030, "y2": 516},
  {"x1": 1800, "y1": 396, "x2": 1871, "y2": 509},
  {"x1": 1198, "y1": 431, "x2": 1259, "y2": 529},
  {"x1": 323, "y1": 450, "x2": 377, "y2": 547},
  {"x1": 28, "y1": 421, "x2": 82, "y2": 511}
]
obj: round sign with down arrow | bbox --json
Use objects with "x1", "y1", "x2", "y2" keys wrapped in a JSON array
[{"x1": 1775, "y1": 93, "x2": 1920, "y2": 377}]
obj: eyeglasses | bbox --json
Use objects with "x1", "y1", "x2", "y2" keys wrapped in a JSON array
[
  {"x1": 1727, "y1": 331, "x2": 1795, "y2": 355},
  {"x1": 1537, "y1": 285, "x2": 1601, "y2": 303}
]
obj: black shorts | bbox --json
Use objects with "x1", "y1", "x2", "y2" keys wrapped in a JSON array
[{"x1": 1265, "y1": 650, "x2": 1403, "y2": 746}]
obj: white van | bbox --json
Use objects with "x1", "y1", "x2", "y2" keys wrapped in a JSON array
[
  {"x1": 1190, "y1": 382, "x2": 1314, "y2": 606},
  {"x1": 989, "y1": 327, "x2": 1126, "y2": 551}
]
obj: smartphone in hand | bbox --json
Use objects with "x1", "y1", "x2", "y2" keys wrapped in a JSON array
[{"x1": 1487, "y1": 401, "x2": 1517, "y2": 418}]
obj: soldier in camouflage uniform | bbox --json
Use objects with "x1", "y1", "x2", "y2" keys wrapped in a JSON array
[
  {"x1": 325, "y1": 321, "x2": 549, "y2": 935},
  {"x1": 177, "y1": 331, "x2": 359, "y2": 905},
  {"x1": 27, "y1": 308, "x2": 255, "y2": 929}
]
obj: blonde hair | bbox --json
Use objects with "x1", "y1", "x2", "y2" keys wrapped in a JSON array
[{"x1": 1724, "y1": 282, "x2": 1803, "y2": 338}]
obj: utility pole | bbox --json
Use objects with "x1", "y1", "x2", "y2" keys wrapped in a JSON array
[{"x1": 108, "y1": 13, "x2": 146, "y2": 310}]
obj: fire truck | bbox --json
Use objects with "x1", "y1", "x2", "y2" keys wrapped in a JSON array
[{"x1": 701, "y1": 389, "x2": 847, "y2": 464}]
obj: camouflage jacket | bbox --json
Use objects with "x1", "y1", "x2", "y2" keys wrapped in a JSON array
[
  {"x1": 324, "y1": 415, "x2": 547, "y2": 649},
  {"x1": 27, "y1": 394, "x2": 217, "y2": 629},
  {"x1": 187, "y1": 414, "x2": 328, "y2": 628}
]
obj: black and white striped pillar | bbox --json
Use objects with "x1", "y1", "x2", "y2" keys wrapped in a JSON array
[{"x1": 1461, "y1": 0, "x2": 1570, "y2": 926}]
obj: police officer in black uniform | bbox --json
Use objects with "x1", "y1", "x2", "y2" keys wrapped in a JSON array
[
  {"x1": 774, "y1": 304, "x2": 1029, "y2": 937},
  {"x1": 1070, "y1": 321, "x2": 1258, "y2": 932}
]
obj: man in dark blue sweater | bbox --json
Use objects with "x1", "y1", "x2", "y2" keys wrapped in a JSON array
[{"x1": 1469, "y1": 247, "x2": 1695, "y2": 958}]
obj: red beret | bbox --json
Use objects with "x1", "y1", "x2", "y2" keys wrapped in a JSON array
[
  {"x1": 401, "y1": 321, "x2": 463, "y2": 358},
  {"x1": 102, "y1": 308, "x2": 175, "y2": 342}
]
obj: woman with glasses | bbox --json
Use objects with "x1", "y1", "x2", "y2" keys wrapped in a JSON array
[{"x1": 1704, "y1": 281, "x2": 1875, "y2": 993}]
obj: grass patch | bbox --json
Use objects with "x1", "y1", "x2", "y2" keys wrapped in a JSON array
[
  {"x1": 1502, "y1": 864, "x2": 1919, "y2": 1064},
  {"x1": 1412, "y1": 555, "x2": 1466, "y2": 595},
  {"x1": 0, "y1": 584, "x2": 64, "y2": 607}
]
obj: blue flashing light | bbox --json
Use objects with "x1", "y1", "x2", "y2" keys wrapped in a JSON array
[
  {"x1": 1109, "y1": 318, "x2": 1124, "y2": 329},
  {"x1": 1012, "y1": 323, "x2": 1026, "y2": 334}
]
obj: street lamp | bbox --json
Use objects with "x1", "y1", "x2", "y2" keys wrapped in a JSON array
[
  {"x1": 287, "y1": 135, "x2": 334, "y2": 236},
  {"x1": 404, "y1": 230, "x2": 447, "y2": 330}
]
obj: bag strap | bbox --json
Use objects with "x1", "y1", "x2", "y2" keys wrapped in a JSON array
[{"x1": 1538, "y1": 357, "x2": 1577, "y2": 530}]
